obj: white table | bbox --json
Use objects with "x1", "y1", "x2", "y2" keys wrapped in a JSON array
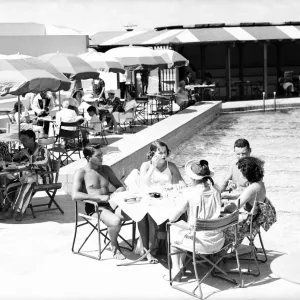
[
  {"x1": 110, "y1": 189, "x2": 182, "y2": 226},
  {"x1": 110, "y1": 188, "x2": 183, "y2": 266},
  {"x1": 185, "y1": 84, "x2": 216, "y2": 90},
  {"x1": 185, "y1": 84, "x2": 216, "y2": 101}
]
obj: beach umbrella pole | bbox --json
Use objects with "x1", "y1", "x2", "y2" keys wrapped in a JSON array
[
  {"x1": 18, "y1": 95, "x2": 21, "y2": 149},
  {"x1": 59, "y1": 90, "x2": 61, "y2": 110}
]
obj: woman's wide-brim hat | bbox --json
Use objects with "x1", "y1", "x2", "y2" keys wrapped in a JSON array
[
  {"x1": 72, "y1": 89, "x2": 84, "y2": 98},
  {"x1": 185, "y1": 159, "x2": 215, "y2": 180}
]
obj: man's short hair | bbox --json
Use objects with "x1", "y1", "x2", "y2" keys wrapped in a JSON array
[
  {"x1": 83, "y1": 144, "x2": 102, "y2": 159},
  {"x1": 234, "y1": 138, "x2": 250, "y2": 150},
  {"x1": 87, "y1": 106, "x2": 97, "y2": 114},
  {"x1": 19, "y1": 129, "x2": 36, "y2": 140}
]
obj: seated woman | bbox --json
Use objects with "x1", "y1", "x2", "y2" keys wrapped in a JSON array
[
  {"x1": 175, "y1": 80, "x2": 189, "y2": 110},
  {"x1": 168, "y1": 159, "x2": 224, "y2": 282},
  {"x1": 138, "y1": 140, "x2": 186, "y2": 263},
  {"x1": 14, "y1": 102, "x2": 30, "y2": 124},
  {"x1": 111, "y1": 92, "x2": 137, "y2": 132},
  {"x1": 70, "y1": 90, "x2": 84, "y2": 115},
  {"x1": 13, "y1": 102, "x2": 43, "y2": 134},
  {"x1": 223, "y1": 157, "x2": 276, "y2": 247}
]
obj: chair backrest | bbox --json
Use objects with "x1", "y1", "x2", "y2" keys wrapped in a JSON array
[
  {"x1": 59, "y1": 121, "x2": 81, "y2": 139},
  {"x1": 194, "y1": 209, "x2": 239, "y2": 232},
  {"x1": 8, "y1": 123, "x2": 33, "y2": 133}
]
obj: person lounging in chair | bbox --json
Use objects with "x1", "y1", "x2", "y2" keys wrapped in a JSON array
[
  {"x1": 2, "y1": 129, "x2": 50, "y2": 221},
  {"x1": 72, "y1": 145, "x2": 130, "y2": 260}
]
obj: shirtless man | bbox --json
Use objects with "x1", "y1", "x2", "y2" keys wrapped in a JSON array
[
  {"x1": 72, "y1": 145, "x2": 127, "y2": 260},
  {"x1": 219, "y1": 138, "x2": 251, "y2": 199}
]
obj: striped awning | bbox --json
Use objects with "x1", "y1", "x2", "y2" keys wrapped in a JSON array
[
  {"x1": 91, "y1": 29, "x2": 184, "y2": 46},
  {"x1": 91, "y1": 25, "x2": 300, "y2": 47}
]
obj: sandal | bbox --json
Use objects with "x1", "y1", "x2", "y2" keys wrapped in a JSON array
[{"x1": 14, "y1": 211, "x2": 23, "y2": 222}]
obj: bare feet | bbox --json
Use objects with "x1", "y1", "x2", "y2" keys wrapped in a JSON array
[
  {"x1": 112, "y1": 246, "x2": 126, "y2": 260},
  {"x1": 146, "y1": 252, "x2": 158, "y2": 264}
]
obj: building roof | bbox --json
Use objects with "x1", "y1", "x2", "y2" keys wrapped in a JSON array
[
  {"x1": 90, "y1": 22, "x2": 300, "y2": 46},
  {"x1": 0, "y1": 22, "x2": 83, "y2": 36}
]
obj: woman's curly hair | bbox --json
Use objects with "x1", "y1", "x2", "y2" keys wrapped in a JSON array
[
  {"x1": 147, "y1": 140, "x2": 170, "y2": 160},
  {"x1": 237, "y1": 157, "x2": 264, "y2": 183}
]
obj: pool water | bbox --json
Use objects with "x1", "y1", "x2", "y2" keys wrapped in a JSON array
[{"x1": 170, "y1": 108, "x2": 300, "y2": 214}]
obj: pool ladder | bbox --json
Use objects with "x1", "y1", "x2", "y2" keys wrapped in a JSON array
[{"x1": 262, "y1": 92, "x2": 277, "y2": 112}]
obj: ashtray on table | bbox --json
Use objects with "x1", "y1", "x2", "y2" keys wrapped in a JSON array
[{"x1": 124, "y1": 196, "x2": 142, "y2": 204}]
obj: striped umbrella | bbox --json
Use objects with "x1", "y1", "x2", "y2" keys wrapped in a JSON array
[
  {"x1": 38, "y1": 52, "x2": 99, "y2": 80},
  {"x1": 154, "y1": 49, "x2": 189, "y2": 68},
  {"x1": 78, "y1": 51, "x2": 125, "y2": 74},
  {"x1": 0, "y1": 54, "x2": 71, "y2": 96},
  {"x1": 105, "y1": 46, "x2": 168, "y2": 71},
  {"x1": 0, "y1": 54, "x2": 72, "y2": 134}
]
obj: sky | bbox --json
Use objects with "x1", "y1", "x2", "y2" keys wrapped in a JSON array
[{"x1": 0, "y1": 0, "x2": 300, "y2": 34}]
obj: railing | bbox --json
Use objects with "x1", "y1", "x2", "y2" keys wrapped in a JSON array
[{"x1": 262, "y1": 91, "x2": 277, "y2": 112}]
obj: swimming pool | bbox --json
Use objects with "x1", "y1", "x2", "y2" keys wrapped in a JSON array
[{"x1": 170, "y1": 108, "x2": 300, "y2": 215}]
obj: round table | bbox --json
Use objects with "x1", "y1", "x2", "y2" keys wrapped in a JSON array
[{"x1": 271, "y1": 250, "x2": 300, "y2": 285}]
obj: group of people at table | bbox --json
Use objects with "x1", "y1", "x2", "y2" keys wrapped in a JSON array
[
  {"x1": 176, "y1": 71, "x2": 215, "y2": 110},
  {"x1": 71, "y1": 138, "x2": 276, "y2": 281},
  {"x1": 9, "y1": 75, "x2": 139, "y2": 144}
]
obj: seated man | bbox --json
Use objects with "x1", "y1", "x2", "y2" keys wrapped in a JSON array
[
  {"x1": 72, "y1": 145, "x2": 128, "y2": 260},
  {"x1": 278, "y1": 77, "x2": 294, "y2": 96},
  {"x1": 3, "y1": 130, "x2": 50, "y2": 220},
  {"x1": 32, "y1": 91, "x2": 55, "y2": 137},
  {"x1": 56, "y1": 99, "x2": 84, "y2": 131},
  {"x1": 100, "y1": 90, "x2": 124, "y2": 133},
  {"x1": 219, "y1": 138, "x2": 251, "y2": 199},
  {"x1": 87, "y1": 106, "x2": 103, "y2": 135},
  {"x1": 56, "y1": 99, "x2": 88, "y2": 146}
]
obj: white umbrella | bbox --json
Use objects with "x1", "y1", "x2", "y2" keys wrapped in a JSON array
[
  {"x1": 38, "y1": 52, "x2": 99, "y2": 80},
  {"x1": 78, "y1": 51, "x2": 125, "y2": 74},
  {"x1": 154, "y1": 49, "x2": 189, "y2": 68},
  {"x1": 105, "y1": 46, "x2": 168, "y2": 71}
]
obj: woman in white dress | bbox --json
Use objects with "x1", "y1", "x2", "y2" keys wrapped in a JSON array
[
  {"x1": 138, "y1": 140, "x2": 186, "y2": 263},
  {"x1": 168, "y1": 159, "x2": 224, "y2": 281}
]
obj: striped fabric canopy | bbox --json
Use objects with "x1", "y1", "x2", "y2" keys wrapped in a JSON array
[{"x1": 91, "y1": 25, "x2": 300, "y2": 46}]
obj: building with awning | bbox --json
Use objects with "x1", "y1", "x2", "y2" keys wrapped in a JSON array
[{"x1": 91, "y1": 22, "x2": 300, "y2": 100}]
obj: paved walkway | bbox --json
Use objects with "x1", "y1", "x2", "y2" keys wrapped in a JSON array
[{"x1": 1, "y1": 191, "x2": 300, "y2": 299}]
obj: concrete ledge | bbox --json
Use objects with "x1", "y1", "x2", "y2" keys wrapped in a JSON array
[
  {"x1": 59, "y1": 101, "x2": 222, "y2": 193},
  {"x1": 222, "y1": 97, "x2": 300, "y2": 113}
]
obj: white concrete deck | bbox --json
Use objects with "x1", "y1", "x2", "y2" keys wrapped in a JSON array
[{"x1": 1, "y1": 100, "x2": 300, "y2": 299}]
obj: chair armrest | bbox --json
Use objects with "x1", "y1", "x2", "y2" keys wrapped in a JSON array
[
  {"x1": 82, "y1": 200, "x2": 101, "y2": 211},
  {"x1": 167, "y1": 222, "x2": 191, "y2": 230}
]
